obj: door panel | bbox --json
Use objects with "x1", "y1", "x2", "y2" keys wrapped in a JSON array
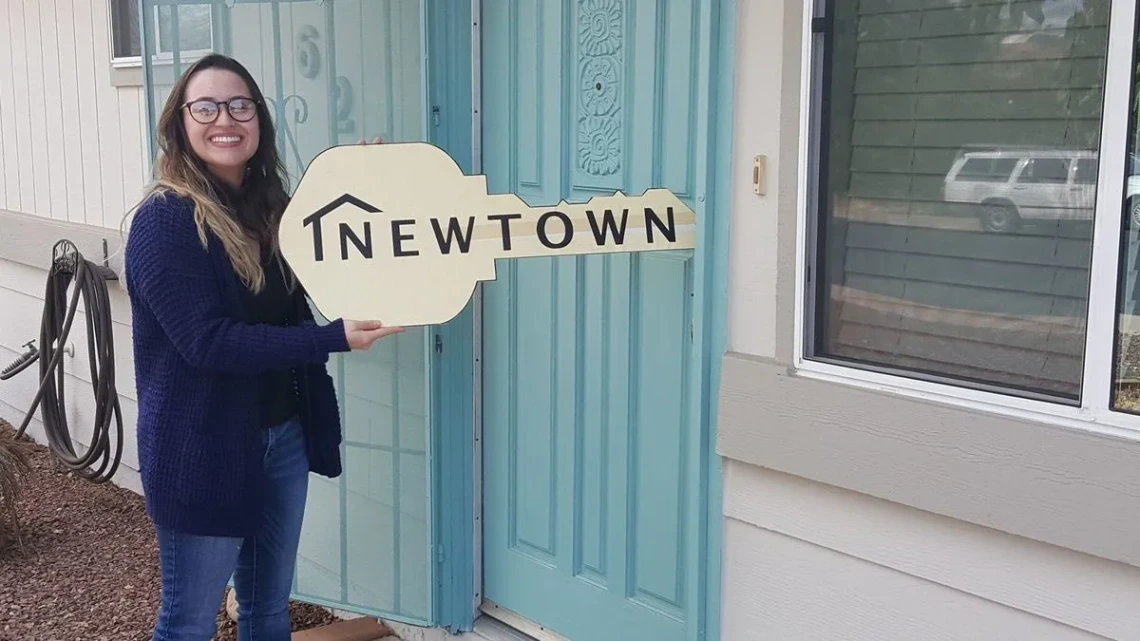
[
  {"x1": 141, "y1": 0, "x2": 435, "y2": 626},
  {"x1": 481, "y1": 2, "x2": 708, "y2": 639}
]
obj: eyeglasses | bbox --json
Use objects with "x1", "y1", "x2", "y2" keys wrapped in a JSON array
[{"x1": 182, "y1": 97, "x2": 259, "y2": 124}]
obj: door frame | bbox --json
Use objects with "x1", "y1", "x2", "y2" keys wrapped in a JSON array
[
  {"x1": 456, "y1": 1, "x2": 739, "y2": 639},
  {"x1": 424, "y1": 0, "x2": 484, "y2": 634},
  {"x1": 470, "y1": 0, "x2": 485, "y2": 620},
  {"x1": 698, "y1": 5, "x2": 738, "y2": 640}
]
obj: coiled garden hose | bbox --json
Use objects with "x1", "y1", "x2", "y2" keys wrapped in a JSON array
[{"x1": 9, "y1": 239, "x2": 124, "y2": 484}]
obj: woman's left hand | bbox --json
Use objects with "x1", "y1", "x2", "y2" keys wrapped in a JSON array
[{"x1": 357, "y1": 136, "x2": 383, "y2": 144}]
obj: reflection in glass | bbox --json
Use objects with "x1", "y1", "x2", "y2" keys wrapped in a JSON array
[
  {"x1": 1111, "y1": 19, "x2": 1140, "y2": 413},
  {"x1": 110, "y1": 0, "x2": 144, "y2": 59},
  {"x1": 812, "y1": 0, "x2": 1110, "y2": 400},
  {"x1": 158, "y1": 5, "x2": 214, "y2": 54}
]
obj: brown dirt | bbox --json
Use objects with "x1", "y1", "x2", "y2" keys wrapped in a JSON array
[{"x1": 0, "y1": 418, "x2": 337, "y2": 641}]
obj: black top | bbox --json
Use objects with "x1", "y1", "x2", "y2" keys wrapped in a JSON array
[
  {"x1": 250, "y1": 248, "x2": 300, "y2": 428},
  {"x1": 212, "y1": 176, "x2": 300, "y2": 428}
]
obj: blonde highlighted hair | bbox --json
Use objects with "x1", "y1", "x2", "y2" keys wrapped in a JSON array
[{"x1": 141, "y1": 53, "x2": 291, "y2": 293}]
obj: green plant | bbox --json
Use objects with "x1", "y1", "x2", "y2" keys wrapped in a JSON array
[{"x1": 0, "y1": 428, "x2": 33, "y2": 552}]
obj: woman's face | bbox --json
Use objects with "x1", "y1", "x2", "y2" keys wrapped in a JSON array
[{"x1": 181, "y1": 68, "x2": 260, "y2": 185}]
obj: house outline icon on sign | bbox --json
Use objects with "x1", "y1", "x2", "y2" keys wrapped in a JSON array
[{"x1": 302, "y1": 193, "x2": 384, "y2": 262}]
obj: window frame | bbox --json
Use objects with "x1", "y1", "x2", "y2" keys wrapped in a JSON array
[
  {"x1": 793, "y1": 0, "x2": 1140, "y2": 438},
  {"x1": 109, "y1": 0, "x2": 217, "y2": 69}
]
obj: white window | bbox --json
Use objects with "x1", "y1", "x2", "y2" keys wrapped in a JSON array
[
  {"x1": 110, "y1": 0, "x2": 215, "y2": 64},
  {"x1": 800, "y1": 0, "x2": 1140, "y2": 429}
]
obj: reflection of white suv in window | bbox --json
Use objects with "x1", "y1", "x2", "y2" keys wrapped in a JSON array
[{"x1": 942, "y1": 148, "x2": 1140, "y2": 233}]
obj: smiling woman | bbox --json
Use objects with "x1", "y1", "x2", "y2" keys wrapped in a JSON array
[
  {"x1": 122, "y1": 52, "x2": 401, "y2": 641},
  {"x1": 149, "y1": 55, "x2": 286, "y2": 290},
  {"x1": 181, "y1": 92, "x2": 261, "y2": 186},
  {"x1": 185, "y1": 97, "x2": 259, "y2": 186}
]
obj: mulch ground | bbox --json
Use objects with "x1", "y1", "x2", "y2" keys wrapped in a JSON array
[{"x1": 0, "y1": 418, "x2": 337, "y2": 641}]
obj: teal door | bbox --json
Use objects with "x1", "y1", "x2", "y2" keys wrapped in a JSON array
[
  {"x1": 480, "y1": 2, "x2": 723, "y2": 639},
  {"x1": 140, "y1": 0, "x2": 478, "y2": 630}
]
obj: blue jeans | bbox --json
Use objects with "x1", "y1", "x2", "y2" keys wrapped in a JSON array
[{"x1": 151, "y1": 416, "x2": 310, "y2": 641}]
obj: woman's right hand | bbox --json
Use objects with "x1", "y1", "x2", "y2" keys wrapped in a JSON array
[{"x1": 343, "y1": 320, "x2": 404, "y2": 350}]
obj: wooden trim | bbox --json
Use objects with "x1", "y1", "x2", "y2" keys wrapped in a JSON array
[
  {"x1": 0, "y1": 209, "x2": 126, "y2": 273},
  {"x1": 774, "y1": 0, "x2": 804, "y2": 365},
  {"x1": 717, "y1": 352, "x2": 1140, "y2": 568}
]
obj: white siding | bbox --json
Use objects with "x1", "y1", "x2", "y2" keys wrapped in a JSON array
[
  {"x1": 0, "y1": 0, "x2": 148, "y2": 490},
  {"x1": 721, "y1": 462, "x2": 1140, "y2": 641},
  {"x1": 0, "y1": 0, "x2": 150, "y2": 225}
]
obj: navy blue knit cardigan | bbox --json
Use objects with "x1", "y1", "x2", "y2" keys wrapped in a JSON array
[{"x1": 124, "y1": 191, "x2": 350, "y2": 537}]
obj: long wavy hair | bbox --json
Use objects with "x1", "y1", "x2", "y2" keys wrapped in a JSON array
[{"x1": 144, "y1": 53, "x2": 290, "y2": 293}]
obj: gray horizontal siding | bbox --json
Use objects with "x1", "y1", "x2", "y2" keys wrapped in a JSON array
[
  {"x1": 851, "y1": 118, "x2": 1102, "y2": 148},
  {"x1": 855, "y1": 60, "x2": 1104, "y2": 94},
  {"x1": 844, "y1": 248, "x2": 1088, "y2": 300},
  {"x1": 855, "y1": 29, "x2": 1109, "y2": 67},
  {"x1": 820, "y1": 1, "x2": 1107, "y2": 396},
  {"x1": 837, "y1": 296, "x2": 1084, "y2": 356},
  {"x1": 845, "y1": 222, "x2": 1092, "y2": 267},
  {"x1": 829, "y1": 223, "x2": 1089, "y2": 394},
  {"x1": 859, "y1": 0, "x2": 1040, "y2": 13},
  {"x1": 857, "y1": 1, "x2": 1107, "y2": 40},
  {"x1": 854, "y1": 90, "x2": 1104, "y2": 122}
]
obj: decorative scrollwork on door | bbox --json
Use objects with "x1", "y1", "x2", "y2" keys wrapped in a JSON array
[
  {"x1": 334, "y1": 76, "x2": 355, "y2": 135},
  {"x1": 296, "y1": 25, "x2": 321, "y2": 79},
  {"x1": 576, "y1": 0, "x2": 623, "y2": 177},
  {"x1": 264, "y1": 94, "x2": 310, "y2": 172}
]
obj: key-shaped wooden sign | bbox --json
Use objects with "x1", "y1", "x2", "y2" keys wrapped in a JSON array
[{"x1": 279, "y1": 141, "x2": 696, "y2": 327}]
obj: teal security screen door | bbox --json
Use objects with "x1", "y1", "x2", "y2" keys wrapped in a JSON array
[
  {"x1": 139, "y1": 0, "x2": 476, "y2": 628},
  {"x1": 480, "y1": 1, "x2": 726, "y2": 640}
]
